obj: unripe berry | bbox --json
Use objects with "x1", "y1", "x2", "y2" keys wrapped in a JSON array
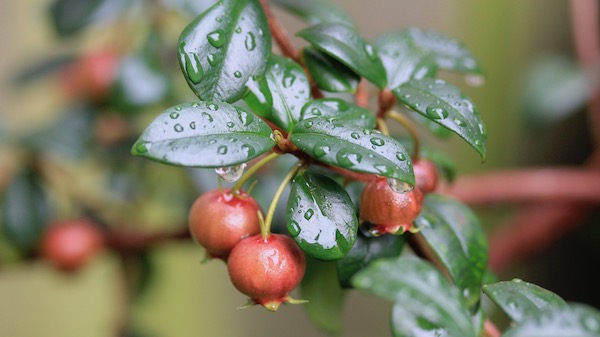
[
  {"x1": 188, "y1": 189, "x2": 262, "y2": 260},
  {"x1": 227, "y1": 234, "x2": 306, "y2": 311},
  {"x1": 413, "y1": 159, "x2": 439, "y2": 194}
]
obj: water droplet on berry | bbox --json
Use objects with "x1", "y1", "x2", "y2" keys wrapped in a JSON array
[
  {"x1": 215, "y1": 163, "x2": 246, "y2": 182},
  {"x1": 387, "y1": 178, "x2": 413, "y2": 193}
]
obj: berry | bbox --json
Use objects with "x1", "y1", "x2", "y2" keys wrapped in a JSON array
[
  {"x1": 188, "y1": 189, "x2": 262, "y2": 260},
  {"x1": 359, "y1": 177, "x2": 424, "y2": 235},
  {"x1": 413, "y1": 159, "x2": 439, "y2": 194},
  {"x1": 41, "y1": 219, "x2": 104, "y2": 272},
  {"x1": 227, "y1": 233, "x2": 306, "y2": 311},
  {"x1": 59, "y1": 49, "x2": 119, "y2": 101}
]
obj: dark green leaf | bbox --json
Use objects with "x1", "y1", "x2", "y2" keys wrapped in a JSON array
[
  {"x1": 244, "y1": 55, "x2": 310, "y2": 131},
  {"x1": 291, "y1": 117, "x2": 414, "y2": 184},
  {"x1": 1, "y1": 170, "x2": 52, "y2": 252},
  {"x1": 131, "y1": 101, "x2": 275, "y2": 167},
  {"x1": 391, "y1": 303, "x2": 450, "y2": 337},
  {"x1": 416, "y1": 194, "x2": 488, "y2": 309},
  {"x1": 300, "y1": 258, "x2": 346, "y2": 334},
  {"x1": 503, "y1": 304, "x2": 600, "y2": 337},
  {"x1": 270, "y1": 0, "x2": 354, "y2": 26},
  {"x1": 178, "y1": 0, "x2": 271, "y2": 102},
  {"x1": 482, "y1": 279, "x2": 568, "y2": 322},
  {"x1": 404, "y1": 27, "x2": 483, "y2": 75},
  {"x1": 352, "y1": 256, "x2": 476, "y2": 337},
  {"x1": 49, "y1": 0, "x2": 125, "y2": 37},
  {"x1": 297, "y1": 23, "x2": 387, "y2": 88},
  {"x1": 302, "y1": 47, "x2": 360, "y2": 93},
  {"x1": 287, "y1": 171, "x2": 357, "y2": 260},
  {"x1": 394, "y1": 78, "x2": 487, "y2": 159},
  {"x1": 301, "y1": 98, "x2": 375, "y2": 129},
  {"x1": 396, "y1": 139, "x2": 456, "y2": 182},
  {"x1": 374, "y1": 31, "x2": 437, "y2": 89},
  {"x1": 336, "y1": 232, "x2": 404, "y2": 288},
  {"x1": 407, "y1": 109, "x2": 453, "y2": 139}
]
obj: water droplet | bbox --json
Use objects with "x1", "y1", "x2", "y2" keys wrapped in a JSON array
[
  {"x1": 396, "y1": 152, "x2": 407, "y2": 161},
  {"x1": 426, "y1": 105, "x2": 449, "y2": 120},
  {"x1": 387, "y1": 178, "x2": 413, "y2": 193},
  {"x1": 235, "y1": 26, "x2": 242, "y2": 34},
  {"x1": 237, "y1": 109, "x2": 254, "y2": 126},
  {"x1": 257, "y1": 28, "x2": 263, "y2": 36},
  {"x1": 175, "y1": 106, "x2": 182, "y2": 111},
  {"x1": 217, "y1": 145, "x2": 228, "y2": 155},
  {"x1": 245, "y1": 32, "x2": 256, "y2": 51},
  {"x1": 207, "y1": 30, "x2": 225, "y2": 48},
  {"x1": 226, "y1": 122, "x2": 235, "y2": 128},
  {"x1": 191, "y1": 102, "x2": 200, "y2": 108},
  {"x1": 202, "y1": 112, "x2": 214, "y2": 122},
  {"x1": 241, "y1": 144, "x2": 255, "y2": 158},
  {"x1": 370, "y1": 137, "x2": 384, "y2": 146},
  {"x1": 282, "y1": 71, "x2": 296, "y2": 88},
  {"x1": 184, "y1": 53, "x2": 203, "y2": 84},
  {"x1": 365, "y1": 44, "x2": 377, "y2": 60},
  {"x1": 289, "y1": 220, "x2": 301, "y2": 237},
  {"x1": 351, "y1": 132, "x2": 360, "y2": 140},
  {"x1": 174, "y1": 124, "x2": 184, "y2": 132},
  {"x1": 134, "y1": 141, "x2": 150, "y2": 154},
  {"x1": 209, "y1": 139, "x2": 217, "y2": 145},
  {"x1": 465, "y1": 74, "x2": 485, "y2": 87},
  {"x1": 215, "y1": 163, "x2": 246, "y2": 183},
  {"x1": 169, "y1": 111, "x2": 180, "y2": 119},
  {"x1": 336, "y1": 150, "x2": 362, "y2": 168},
  {"x1": 207, "y1": 103, "x2": 219, "y2": 111},
  {"x1": 478, "y1": 123, "x2": 487, "y2": 136},
  {"x1": 234, "y1": 71, "x2": 242, "y2": 78},
  {"x1": 363, "y1": 129, "x2": 372, "y2": 135},
  {"x1": 454, "y1": 118, "x2": 466, "y2": 127},
  {"x1": 310, "y1": 107, "x2": 321, "y2": 116},
  {"x1": 207, "y1": 53, "x2": 217, "y2": 66},
  {"x1": 215, "y1": 16, "x2": 222, "y2": 22},
  {"x1": 189, "y1": 121, "x2": 196, "y2": 129},
  {"x1": 313, "y1": 144, "x2": 331, "y2": 158},
  {"x1": 304, "y1": 121, "x2": 314, "y2": 128},
  {"x1": 304, "y1": 209, "x2": 314, "y2": 220},
  {"x1": 475, "y1": 139, "x2": 482, "y2": 147}
]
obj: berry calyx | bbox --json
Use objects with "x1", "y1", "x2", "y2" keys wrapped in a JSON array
[
  {"x1": 188, "y1": 188, "x2": 262, "y2": 260},
  {"x1": 359, "y1": 177, "x2": 424, "y2": 235},
  {"x1": 41, "y1": 219, "x2": 104, "y2": 272},
  {"x1": 227, "y1": 233, "x2": 306, "y2": 311},
  {"x1": 413, "y1": 159, "x2": 439, "y2": 194}
]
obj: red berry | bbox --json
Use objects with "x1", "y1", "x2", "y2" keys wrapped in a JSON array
[
  {"x1": 359, "y1": 177, "x2": 424, "y2": 235},
  {"x1": 188, "y1": 189, "x2": 262, "y2": 260},
  {"x1": 227, "y1": 234, "x2": 306, "y2": 311},
  {"x1": 59, "y1": 50, "x2": 119, "y2": 101},
  {"x1": 413, "y1": 159, "x2": 439, "y2": 194},
  {"x1": 41, "y1": 219, "x2": 104, "y2": 272}
]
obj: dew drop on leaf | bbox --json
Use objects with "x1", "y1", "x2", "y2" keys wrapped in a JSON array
[
  {"x1": 207, "y1": 103, "x2": 219, "y2": 111},
  {"x1": 207, "y1": 53, "x2": 217, "y2": 66},
  {"x1": 184, "y1": 53, "x2": 203, "y2": 84},
  {"x1": 336, "y1": 150, "x2": 362, "y2": 168},
  {"x1": 202, "y1": 112, "x2": 214, "y2": 122},
  {"x1": 351, "y1": 132, "x2": 360, "y2": 140},
  {"x1": 237, "y1": 109, "x2": 254, "y2": 126},
  {"x1": 396, "y1": 152, "x2": 406, "y2": 161},
  {"x1": 234, "y1": 71, "x2": 242, "y2": 78},
  {"x1": 245, "y1": 32, "x2": 256, "y2": 51},
  {"x1": 304, "y1": 209, "x2": 314, "y2": 220},
  {"x1": 426, "y1": 105, "x2": 449, "y2": 120},
  {"x1": 241, "y1": 144, "x2": 256, "y2": 158},
  {"x1": 169, "y1": 111, "x2": 180, "y2": 119},
  {"x1": 454, "y1": 118, "x2": 466, "y2": 127},
  {"x1": 215, "y1": 163, "x2": 246, "y2": 182},
  {"x1": 189, "y1": 121, "x2": 196, "y2": 130},
  {"x1": 207, "y1": 29, "x2": 225, "y2": 48},
  {"x1": 174, "y1": 124, "x2": 184, "y2": 132},
  {"x1": 289, "y1": 220, "x2": 301, "y2": 237},
  {"x1": 370, "y1": 137, "x2": 384, "y2": 146},
  {"x1": 217, "y1": 145, "x2": 228, "y2": 155},
  {"x1": 235, "y1": 26, "x2": 242, "y2": 34},
  {"x1": 282, "y1": 71, "x2": 296, "y2": 88},
  {"x1": 313, "y1": 144, "x2": 331, "y2": 158},
  {"x1": 226, "y1": 122, "x2": 235, "y2": 128}
]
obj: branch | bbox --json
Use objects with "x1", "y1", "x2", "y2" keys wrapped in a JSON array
[
  {"x1": 483, "y1": 319, "x2": 502, "y2": 337},
  {"x1": 260, "y1": 0, "x2": 299, "y2": 62},
  {"x1": 105, "y1": 227, "x2": 190, "y2": 254},
  {"x1": 355, "y1": 79, "x2": 369, "y2": 108}
]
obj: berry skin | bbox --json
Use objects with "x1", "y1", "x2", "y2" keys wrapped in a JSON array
[
  {"x1": 227, "y1": 234, "x2": 306, "y2": 311},
  {"x1": 412, "y1": 159, "x2": 439, "y2": 194},
  {"x1": 41, "y1": 219, "x2": 104, "y2": 272},
  {"x1": 188, "y1": 189, "x2": 262, "y2": 260},
  {"x1": 359, "y1": 177, "x2": 424, "y2": 235}
]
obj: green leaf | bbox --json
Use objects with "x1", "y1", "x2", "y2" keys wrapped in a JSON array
[
  {"x1": 300, "y1": 98, "x2": 375, "y2": 129},
  {"x1": 374, "y1": 31, "x2": 437, "y2": 90},
  {"x1": 49, "y1": 0, "x2": 126, "y2": 37},
  {"x1": 291, "y1": 117, "x2": 414, "y2": 184},
  {"x1": 244, "y1": 55, "x2": 310, "y2": 131},
  {"x1": 302, "y1": 47, "x2": 360, "y2": 93},
  {"x1": 352, "y1": 256, "x2": 476, "y2": 337},
  {"x1": 270, "y1": 0, "x2": 354, "y2": 26},
  {"x1": 394, "y1": 78, "x2": 487, "y2": 159},
  {"x1": 300, "y1": 258, "x2": 346, "y2": 334},
  {"x1": 482, "y1": 279, "x2": 568, "y2": 323},
  {"x1": 131, "y1": 101, "x2": 275, "y2": 167},
  {"x1": 336, "y1": 232, "x2": 405, "y2": 288},
  {"x1": 178, "y1": 0, "x2": 271, "y2": 102},
  {"x1": 503, "y1": 304, "x2": 600, "y2": 337},
  {"x1": 287, "y1": 171, "x2": 357, "y2": 260},
  {"x1": 297, "y1": 22, "x2": 387, "y2": 88},
  {"x1": 416, "y1": 194, "x2": 488, "y2": 309},
  {"x1": 407, "y1": 109, "x2": 453, "y2": 139},
  {"x1": 391, "y1": 303, "x2": 450, "y2": 337},
  {"x1": 1, "y1": 170, "x2": 52, "y2": 252},
  {"x1": 404, "y1": 27, "x2": 483, "y2": 75}
]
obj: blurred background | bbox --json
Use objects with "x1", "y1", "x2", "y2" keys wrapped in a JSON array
[{"x1": 1, "y1": 0, "x2": 598, "y2": 336}]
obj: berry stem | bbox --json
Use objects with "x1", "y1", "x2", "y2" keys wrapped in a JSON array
[
  {"x1": 232, "y1": 152, "x2": 281, "y2": 194},
  {"x1": 387, "y1": 110, "x2": 420, "y2": 160},
  {"x1": 376, "y1": 117, "x2": 390, "y2": 136},
  {"x1": 263, "y1": 162, "x2": 303, "y2": 238}
]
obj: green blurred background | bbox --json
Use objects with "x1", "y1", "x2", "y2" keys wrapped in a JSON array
[{"x1": 1, "y1": 1, "x2": 597, "y2": 337}]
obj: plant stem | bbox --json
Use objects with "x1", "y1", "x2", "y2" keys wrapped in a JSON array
[
  {"x1": 376, "y1": 117, "x2": 390, "y2": 136},
  {"x1": 387, "y1": 110, "x2": 420, "y2": 160},
  {"x1": 259, "y1": 0, "x2": 299, "y2": 62},
  {"x1": 232, "y1": 152, "x2": 281, "y2": 193},
  {"x1": 263, "y1": 162, "x2": 303, "y2": 238},
  {"x1": 355, "y1": 79, "x2": 369, "y2": 108}
]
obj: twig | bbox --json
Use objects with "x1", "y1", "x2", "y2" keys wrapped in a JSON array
[
  {"x1": 105, "y1": 227, "x2": 190, "y2": 254},
  {"x1": 355, "y1": 79, "x2": 369, "y2": 108},
  {"x1": 260, "y1": 0, "x2": 299, "y2": 62},
  {"x1": 483, "y1": 319, "x2": 502, "y2": 337}
]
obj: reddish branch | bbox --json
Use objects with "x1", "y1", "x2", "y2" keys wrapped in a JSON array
[
  {"x1": 105, "y1": 227, "x2": 190, "y2": 254},
  {"x1": 483, "y1": 319, "x2": 502, "y2": 337},
  {"x1": 259, "y1": 0, "x2": 299, "y2": 62},
  {"x1": 355, "y1": 80, "x2": 369, "y2": 108}
]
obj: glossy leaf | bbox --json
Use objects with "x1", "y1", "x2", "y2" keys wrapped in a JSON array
[
  {"x1": 415, "y1": 194, "x2": 488, "y2": 308},
  {"x1": 291, "y1": 117, "x2": 414, "y2": 184},
  {"x1": 287, "y1": 171, "x2": 357, "y2": 260},
  {"x1": 131, "y1": 102, "x2": 275, "y2": 167},
  {"x1": 336, "y1": 232, "x2": 405, "y2": 288},
  {"x1": 407, "y1": 109, "x2": 453, "y2": 139},
  {"x1": 301, "y1": 98, "x2": 375, "y2": 129},
  {"x1": 1, "y1": 170, "x2": 52, "y2": 252},
  {"x1": 244, "y1": 55, "x2": 310, "y2": 131},
  {"x1": 398, "y1": 139, "x2": 457, "y2": 182},
  {"x1": 391, "y1": 303, "x2": 450, "y2": 337},
  {"x1": 394, "y1": 78, "x2": 487, "y2": 159},
  {"x1": 178, "y1": 0, "x2": 271, "y2": 102},
  {"x1": 300, "y1": 258, "x2": 346, "y2": 334},
  {"x1": 302, "y1": 47, "x2": 360, "y2": 93},
  {"x1": 163, "y1": 0, "x2": 218, "y2": 18},
  {"x1": 503, "y1": 304, "x2": 600, "y2": 337},
  {"x1": 49, "y1": 0, "x2": 125, "y2": 37},
  {"x1": 374, "y1": 31, "x2": 437, "y2": 90},
  {"x1": 297, "y1": 22, "x2": 387, "y2": 88},
  {"x1": 352, "y1": 256, "x2": 476, "y2": 337},
  {"x1": 270, "y1": 0, "x2": 354, "y2": 26},
  {"x1": 404, "y1": 27, "x2": 483, "y2": 75},
  {"x1": 482, "y1": 279, "x2": 568, "y2": 323}
]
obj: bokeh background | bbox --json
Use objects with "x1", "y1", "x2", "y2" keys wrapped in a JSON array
[{"x1": 1, "y1": 0, "x2": 598, "y2": 337}]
